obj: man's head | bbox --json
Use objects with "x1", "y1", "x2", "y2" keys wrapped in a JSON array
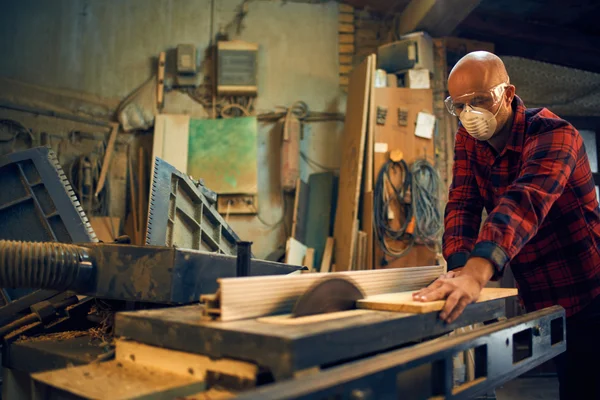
[{"x1": 446, "y1": 51, "x2": 515, "y2": 141}]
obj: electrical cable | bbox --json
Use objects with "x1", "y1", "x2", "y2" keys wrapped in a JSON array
[
  {"x1": 373, "y1": 159, "x2": 414, "y2": 261},
  {"x1": 411, "y1": 158, "x2": 443, "y2": 250}
]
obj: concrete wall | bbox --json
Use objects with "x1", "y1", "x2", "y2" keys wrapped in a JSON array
[{"x1": 0, "y1": 0, "x2": 344, "y2": 258}]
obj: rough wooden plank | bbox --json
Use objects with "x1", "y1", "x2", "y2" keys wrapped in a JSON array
[
  {"x1": 31, "y1": 360, "x2": 204, "y2": 400},
  {"x1": 333, "y1": 55, "x2": 374, "y2": 272},
  {"x1": 303, "y1": 248, "x2": 315, "y2": 271},
  {"x1": 338, "y1": 23, "x2": 355, "y2": 33},
  {"x1": 339, "y1": 44, "x2": 355, "y2": 54},
  {"x1": 116, "y1": 339, "x2": 258, "y2": 382},
  {"x1": 363, "y1": 52, "x2": 376, "y2": 193},
  {"x1": 152, "y1": 114, "x2": 190, "y2": 174},
  {"x1": 357, "y1": 288, "x2": 519, "y2": 313},
  {"x1": 320, "y1": 237, "x2": 334, "y2": 273},
  {"x1": 361, "y1": 191, "x2": 374, "y2": 270},
  {"x1": 339, "y1": 33, "x2": 355, "y2": 44},
  {"x1": 338, "y1": 3, "x2": 354, "y2": 13},
  {"x1": 339, "y1": 13, "x2": 354, "y2": 23},
  {"x1": 216, "y1": 265, "x2": 444, "y2": 321}
]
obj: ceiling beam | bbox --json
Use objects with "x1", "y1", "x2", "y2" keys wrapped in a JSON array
[
  {"x1": 457, "y1": 12, "x2": 600, "y2": 73},
  {"x1": 397, "y1": 0, "x2": 481, "y2": 37}
]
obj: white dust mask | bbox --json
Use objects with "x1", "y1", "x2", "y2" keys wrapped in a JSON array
[{"x1": 458, "y1": 104, "x2": 501, "y2": 141}]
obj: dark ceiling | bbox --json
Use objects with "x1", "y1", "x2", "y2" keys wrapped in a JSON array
[{"x1": 342, "y1": 0, "x2": 600, "y2": 72}]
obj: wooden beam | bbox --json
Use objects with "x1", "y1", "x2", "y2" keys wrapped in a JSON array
[
  {"x1": 457, "y1": 12, "x2": 600, "y2": 73},
  {"x1": 397, "y1": 0, "x2": 481, "y2": 37},
  {"x1": 209, "y1": 265, "x2": 444, "y2": 321}
]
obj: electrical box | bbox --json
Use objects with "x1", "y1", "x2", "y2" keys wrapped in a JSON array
[
  {"x1": 216, "y1": 40, "x2": 258, "y2": 95},
  {"x1": 175, "y1": 44, "x2": 199, "y2": 87},
  {"x1": 376, "y1": 32, "x2": 434, "y2": 74}
]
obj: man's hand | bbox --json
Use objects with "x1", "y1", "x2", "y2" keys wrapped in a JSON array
[
  {"x1": 412, "y1": 258, "x2": 495, "y2": 323},
  {"x1": 438, "y1": 267, "x2": 463, "y2": 279}
]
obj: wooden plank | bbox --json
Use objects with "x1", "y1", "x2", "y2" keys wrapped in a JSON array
[
  {"x1": 338, "y1": 23, "x2": 355, "y2": 33},
  {"x1": 152, "y1": 114, "x2": 190, "y2": 174},
  {"x1": 357, "y1": 231, "x2": 367, "y2": 270},
  {"x1": 89, "y1": 217, "x2": 120, "y2": 242},
  {"x1": 397, "y1": 0, "x2": 481, "y2": 37},
  {"x1": 339, "y1": 64, "x2": 353, "y2": 74},
  {"x1": 157, "y1": 51, "x2": 166, "y2": 108},
  {"x1": 303, "y1": 248, "x2": 315, "y2": 271},
  {"x1": 339, "y1": 33, "x2": 354, "y2": 44},
  {"x1": 116, "y1": 339, "x2": 258, "y2": 381},
  {"x1": 364, "y1": 53, "x2": 376, "y2": 193},
  {"x1": 305, "y1": 172, "x2": 336, "y2": 269},
  {"x1": 339, "y1": 44, "x2": 355, "y2": 54},
  {"x1": 320, "y1": 237, "x2": 334, "y2": 273},
  {"x1": 357, "y1": 288, "x2": 519, "y2": 313},
  {"x1": 371, "y1": 88, "x2": 437, "y2": 269},
  {"x1": 256, "y1": 310, "x2": 370, "y2": 326},
  {"x1": 339, "y1": 13, "x2": 354, "y2": 23},
  {"x1": 333, "y1": 55, "x2": 374, "y2": 272},
  {"x1": 291, "y1": 178, "x2": 301, "y2": 237},
  {"x1": 31, "y1": 360, "x2": 204, "y2": 400},
  {"x1": 215, "y1": 265, "x2": 445, "y2": 321},
  {"x1": 95, "y1": 123, "x2": 119, "y2": 198},
  {"x1": 338, "y1": 3, "x2": 354, "y2": 13},
  {"x1": 285, "y1": 237, "x2": 307, "y2": 266}
]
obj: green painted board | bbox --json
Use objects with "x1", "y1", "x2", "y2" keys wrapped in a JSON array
[{"x1": 187, "y1": 117, "x2": 258, "y2": 194}]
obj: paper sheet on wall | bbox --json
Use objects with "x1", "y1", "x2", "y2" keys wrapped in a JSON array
[{"x1": 414, "y1": 111, "x2": 436, "y2": 139}]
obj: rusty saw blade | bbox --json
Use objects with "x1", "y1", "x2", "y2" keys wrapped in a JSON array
[{"x1": 291, "y1": 275, "x2": 365, "y2": 318}]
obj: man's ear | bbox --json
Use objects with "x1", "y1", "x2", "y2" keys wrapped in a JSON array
[{"x1": 505, "y1": 85, "x2": 516, "y2": 105}]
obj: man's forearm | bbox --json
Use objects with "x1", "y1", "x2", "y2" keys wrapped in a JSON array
[{"x1": 461, "y1": 257, "x2": 495, "y2": 288}]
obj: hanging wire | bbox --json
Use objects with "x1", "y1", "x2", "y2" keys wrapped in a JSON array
[{"x1": 411, "y1": 158, "x2": 443, "y2": 251}]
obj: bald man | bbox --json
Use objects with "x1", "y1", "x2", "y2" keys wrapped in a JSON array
[{"x1": 413, "y1": 51, "x2": 600, "y2": 399}]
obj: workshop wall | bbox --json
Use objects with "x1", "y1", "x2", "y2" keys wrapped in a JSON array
[{"x1": 0, "y1": 0, "x2": 344, "y2": 258}]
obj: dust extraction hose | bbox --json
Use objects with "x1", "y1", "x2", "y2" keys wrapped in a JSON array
[{"x1": 0, "y1": 240, "x2": 94, "y2": 292}]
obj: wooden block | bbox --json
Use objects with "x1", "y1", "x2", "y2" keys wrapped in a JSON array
[
  {"x1": 339, "y1": 54, "x2": 353, "y2": 64},
  {"x1": 357, "y1": 288, "x2": 519, "y2": 313},
  {"x1": 339, "y1": 23, "x2": 355, "y2": 33},
  {"x1": 303, "y1": 248, "x2": 315, "y2": 270},
  {"x1": 339, "y1": 13, "x2": 354, "y2": 23},
  {"x1": 339, "y1": 33, "x2": 355, "y2": 44},
  {"x1": 320, "y1": 237, "x2": 334, "y2": 273},
  {"x1": 333, "y1": 54, "x2": 374, "y2": 272},
  {"x1": 340, "y1": 64, "x2": 353, "y2": 74},
  {"x1": 286, "y1": 237, "x2": 308, "y2": 266},
  {"x1": 338, "y1": 3, "x2": 354, "y2": 13},
  {"x1": 339, "y1": 44, "x2": 355, "y2": 54}
]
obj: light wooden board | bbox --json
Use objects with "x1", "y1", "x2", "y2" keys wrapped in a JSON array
[
  {"x1": 371, "y1": 88, "x2": 437, "y2": 269},
  {"x1": 216, "y1": 265, "x2": 444, "y2": 321},
  {"x1": 256, "y1": 310, "x2": 370, "y2": 326},
  {"x1": 31, "y1": 360, "x2": 204, "y2": 400},
  {"x1": 285, "y1": 237, "x2": 307, "y2": 266},
  {"x1": 357, "y1": 288, "x2": 519, "y2": 313},
  {"x1": 333, "y1": 54, "x2": 374, "y2": 272},
  {"x1": 303, "y1": 248, "x2": 315, "y2": 271},
  {"x1": 116, "y1": 339, "x2": 258, "y2": 381},
  {"x1": 361, "y1": 191, "x2": 374, "y2": 269},
  {"x1": 320, "y1": 237, "x2": 334, "y2": 273},
  {"x1": 152, "y1": 114, "x2": 190, "y2": 174}
]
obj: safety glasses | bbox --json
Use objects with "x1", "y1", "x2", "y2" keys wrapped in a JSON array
[{"x1": 444, "y1": 82, "x2": 509, "y2": 116}]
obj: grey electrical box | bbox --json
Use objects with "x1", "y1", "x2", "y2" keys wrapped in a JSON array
[
  {"x1": 177, "y1": 44, "x2": 197, "y2": 74},
  {"x1": 377, "y1": 31, "x2": 434, "y2": 74}
]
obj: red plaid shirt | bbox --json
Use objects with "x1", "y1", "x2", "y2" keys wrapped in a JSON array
[{"x1": 443, "y1": 95, "x2": 600, "y2": 318}]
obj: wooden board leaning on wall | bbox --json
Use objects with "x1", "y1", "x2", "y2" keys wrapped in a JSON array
[{"x1": 371, "y1": 88, "x2": 437, "y2": 269}]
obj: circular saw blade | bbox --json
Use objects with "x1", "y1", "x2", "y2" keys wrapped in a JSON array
[{"x1": 291, "y1": 276, "x2": 365, "y2": 318}]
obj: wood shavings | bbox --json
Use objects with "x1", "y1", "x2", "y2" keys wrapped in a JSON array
[{"x1": 16, "y1": 330, "x2": 89, "y2": 343}]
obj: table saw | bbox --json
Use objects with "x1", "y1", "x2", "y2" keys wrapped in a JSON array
[{"x1": 0, "y1": 148, "x2": 566, "y2": 399}]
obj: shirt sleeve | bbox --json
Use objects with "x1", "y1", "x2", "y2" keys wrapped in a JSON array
[
  {"x1": 443, "y1": 131, "x2": 484, "y2": 271},
  {"x1": 470, "y1": 122, "x2": 580, "y2": 276}
]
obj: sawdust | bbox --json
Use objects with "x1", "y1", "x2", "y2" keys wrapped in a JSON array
[{"x1": 16, "y1": 330, "x2": 89, "y2": 343}]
